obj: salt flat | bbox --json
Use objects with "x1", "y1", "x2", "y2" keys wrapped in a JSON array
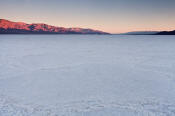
[{"x1": 0, "y1": 35, "x2": 175, "y2": 116}]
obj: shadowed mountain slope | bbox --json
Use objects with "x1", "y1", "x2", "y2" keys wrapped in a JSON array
[{"x1": 156, "y1": 30, "x2": 175, "y2": 35}]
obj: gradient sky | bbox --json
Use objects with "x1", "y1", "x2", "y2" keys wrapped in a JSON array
[{"x1": 0, "y1": 0, "x2": 175, "y2": 33}]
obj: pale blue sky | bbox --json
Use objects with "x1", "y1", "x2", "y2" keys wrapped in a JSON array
[{"x1": 0, "y1": 0, "x2": 175, "y2": 33}]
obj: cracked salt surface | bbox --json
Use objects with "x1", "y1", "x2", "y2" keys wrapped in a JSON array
[{"x1": 0, "y1": 35, "x2": 175, "y2": 116}]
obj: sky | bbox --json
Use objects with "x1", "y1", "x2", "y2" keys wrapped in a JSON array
[{"x1": 0, "y1": 0, "x2": 175, "y2": 33}]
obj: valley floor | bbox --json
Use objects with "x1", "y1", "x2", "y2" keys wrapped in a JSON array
[{"x1": 0, "y1": 35, "x2": 175, "y2": 116}]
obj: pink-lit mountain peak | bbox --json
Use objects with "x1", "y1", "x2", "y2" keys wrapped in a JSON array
[{"x1": 0, "y1": 19, "x2": 109, "y2": 34}]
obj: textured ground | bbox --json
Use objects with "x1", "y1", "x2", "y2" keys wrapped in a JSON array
[{"x1": 0, "y1": 35, "x2": 175, "y2": 116}]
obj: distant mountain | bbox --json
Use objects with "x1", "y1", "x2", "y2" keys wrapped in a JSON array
[
  {"x1": 122, "y1": 30, "x2": 175, "y2": 35},
  {"x1": 122, "y1": 31, "x2": 159, "y2": 35},
  {"x1": 156, "y1": 30, "x2": 175, "y2": 35},
  {"x1": 0, "y1": 19, "x2": 109, "y2": 34}
]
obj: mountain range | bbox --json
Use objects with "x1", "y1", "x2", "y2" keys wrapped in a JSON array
[
  {"x1": 0, "y1": 19, "x2": 175, "y2": 35},
  {"x1": 0, "y1": 19, "x2": 109, "y2": 34},
  {"x1": 122, "y1": 31, "x2": 159, "y2": 35},
  {"x1": 156, "y1": 30, "x2": 175, "y2": 35},
  {"x1": 122, "y1": 30, "x2": 175, "y2": 35}
]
